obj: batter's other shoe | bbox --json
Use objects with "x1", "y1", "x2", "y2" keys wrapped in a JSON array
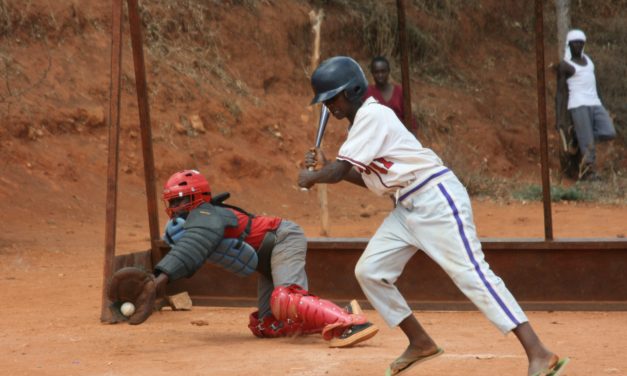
[{"x1": 329, "y1": 300, "x2": 379, "y2": 348}]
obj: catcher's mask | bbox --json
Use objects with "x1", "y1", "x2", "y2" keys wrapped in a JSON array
[
  {"x1": 310, "y1": 56, "x2": 367, "y2": 105},
  {"x1": 162, "y1": 169, "x2": 212, "y2": 218}
]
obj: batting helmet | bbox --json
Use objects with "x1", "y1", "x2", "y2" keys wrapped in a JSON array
[
  {"x1": 162, "y1": 169, "x2": 212, "y2": 218},
  {"x1": 310, "y1": 56, "x2": 367, "y2": 105}
]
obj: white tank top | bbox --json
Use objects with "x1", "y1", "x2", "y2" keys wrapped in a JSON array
[{"x1": 566, "y1": 56, "x2": 602, "y2": 109}]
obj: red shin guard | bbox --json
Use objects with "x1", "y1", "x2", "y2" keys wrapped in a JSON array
[
  {"x1": 248, "y1": 310, "x2": 321, "y2": 338},
  {"x1": 270, "y1": 284, "x2": 367, "y2": 340}
]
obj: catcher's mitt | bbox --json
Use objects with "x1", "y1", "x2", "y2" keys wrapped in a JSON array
[{"x1": 108, "y1": 267, "x2": 156, "y2": 325}]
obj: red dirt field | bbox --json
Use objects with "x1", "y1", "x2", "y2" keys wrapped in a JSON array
[
  {"x1": 1, "y1": 199, "x2": 626, "y2": 376},
  {"x1": 1, "y1": 1, "x2": 626, "y2": 375}
]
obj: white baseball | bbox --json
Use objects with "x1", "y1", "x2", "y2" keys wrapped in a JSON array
[{"x1": 120, "y1": 302, "x2": 135, "y2": 317}]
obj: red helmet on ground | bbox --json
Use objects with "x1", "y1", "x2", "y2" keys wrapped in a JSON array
[{"x1": 162, "y1": 170, "x2": 212, "y2": 218}]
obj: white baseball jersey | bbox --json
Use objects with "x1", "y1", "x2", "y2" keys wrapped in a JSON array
[{"x1": 337, "y1": 97, "x2": 448, "y2": 196}]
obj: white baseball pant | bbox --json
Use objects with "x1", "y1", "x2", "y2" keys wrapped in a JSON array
[{"x1": 355, "y1": 174, "x2": 527, "y2": 334}]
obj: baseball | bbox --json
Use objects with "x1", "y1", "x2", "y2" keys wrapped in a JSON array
[{"x1": 120, "y1": 302, "x2": 135, "y2": 317}]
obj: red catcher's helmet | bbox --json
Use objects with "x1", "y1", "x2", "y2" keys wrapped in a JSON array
[{"x1": 162, "y1": 170, "x2": 212, "y2": 218}]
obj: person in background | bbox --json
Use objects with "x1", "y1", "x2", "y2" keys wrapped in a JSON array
[
  {"x1": 556, "y1": 29, "x2": 616, "y2": 181},
  {"x1": 364, "y1": 56, "x2": 417, "y2": 133}
]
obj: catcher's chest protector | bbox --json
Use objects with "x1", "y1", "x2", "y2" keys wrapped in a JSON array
[
  {"x1": 155, "y1": 204, "x2": 238, "y2": 281},
  {"x1": 208, "y1": 237, "x2": 258, "y2": 277}
]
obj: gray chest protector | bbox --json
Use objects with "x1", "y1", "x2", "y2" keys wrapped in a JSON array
[{"x1": 156, "y1": 203, "x2": 259, "y2": 281}]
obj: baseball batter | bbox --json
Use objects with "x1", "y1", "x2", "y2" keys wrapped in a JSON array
[{"x1": 298, "y1": 56, "x2": 569, "y2": 376}]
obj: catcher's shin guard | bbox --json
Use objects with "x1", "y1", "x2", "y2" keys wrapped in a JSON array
[
  {"x1": 248, "y1": 311, "x2": 320, "y2": 338},
  {"x1": 270, "y1": 285, "x2": 368, "y2": 341}
]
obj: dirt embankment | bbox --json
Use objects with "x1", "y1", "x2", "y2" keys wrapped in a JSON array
[{"x1": 1, "y1": 1, "x2": 625, "y2": 221}]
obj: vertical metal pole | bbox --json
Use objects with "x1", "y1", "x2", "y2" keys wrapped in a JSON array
[
  {"x1": 396, "y1": 0, "x2": 414, "y2": 133},
  {"x1": 534, "y1": 0, "x2": 554, "y2": 240},
  {"x1": 127, "y1": 0, "x2": 161, "y2": 264},
  {"x1": 101, "y1": 0, "x2": 124, "y2": 323}
]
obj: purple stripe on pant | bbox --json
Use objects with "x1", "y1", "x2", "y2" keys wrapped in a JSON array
[{"x1": 437, "y1": 182, "x2": 521, "y2": 327}]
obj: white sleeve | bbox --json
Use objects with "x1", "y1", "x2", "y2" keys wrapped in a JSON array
[{"x1": 337, "y1": 109, "x2": 386, "y2": 169}]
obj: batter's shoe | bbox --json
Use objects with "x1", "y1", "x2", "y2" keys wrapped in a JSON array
[
  {"x1": 531, "y1": 356, "x2": 570, "y2": 376},
  {"x1": 385, "y1": 348, "x2": 444, "y2": 376},
  {"x1": 328, "y1": 300, "x2": 378, "y2": 348}
]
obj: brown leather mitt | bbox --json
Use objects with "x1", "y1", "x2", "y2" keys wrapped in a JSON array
[{"x1": 107, "y1": 267, "x2": 156, "y2": 325}]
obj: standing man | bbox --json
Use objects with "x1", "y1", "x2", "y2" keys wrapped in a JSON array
[
  {"x1": 298, "y1": 56, "x2": 569, "y2": 376},
  {"x1": 556, "y1": 29, "x2": 616, "y2": 181}
]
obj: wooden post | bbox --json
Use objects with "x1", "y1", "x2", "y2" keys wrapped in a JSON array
[
  {"x1": 555, "y1": 0, "x2": 571, "y2": 61},
  {"x1": 309, "y1": 9, "x2": 329, "y2": 237},
  {"x1": 101, "y1": 0, "x2": 163, "y2": 323},
  {"x1": 396, "y1": 0, "x2": 414, "y2": 133},
  {"x1": 534, "y1": 0, "x2": 554, "y2": 240},
  {"x1": 101, "y1": 0, "x2": 123, "y2": 323},
  {"x1": 127, "y1": 0, "x2": 161, "y2": 264}
]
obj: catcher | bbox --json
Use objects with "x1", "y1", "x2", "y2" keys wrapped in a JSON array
[{"x1": 108, "y1": 169, "x2": 378, "y2": 347}]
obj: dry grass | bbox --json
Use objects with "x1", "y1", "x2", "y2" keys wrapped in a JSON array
[
  {"x1": 0, "y1": 0, "x2": 93, "y2": 41},
  {"x1": 138, "y1": 1, "x2": 252, "y2": 99},
  {"x1": 592, "y1": 17, "x2": 627, "y2": 144}
]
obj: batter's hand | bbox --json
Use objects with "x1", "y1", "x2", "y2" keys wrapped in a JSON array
[
  {"x1": 303, "y1": 148, "x2": 317, "y2": 170},
  {"x1": 298, "y1": 168, "x2": 316, "y2": 189},
  {"x1": 304, "y1": 148, "x2": 328, "y2": 170}
]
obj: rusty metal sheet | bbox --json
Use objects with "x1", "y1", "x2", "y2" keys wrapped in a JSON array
[{"x1": 162, "y1": 238, "x2": 627, "y2": 311}]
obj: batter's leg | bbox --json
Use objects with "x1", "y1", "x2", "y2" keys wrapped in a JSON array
[
  {"x1": 413, "y1": 177, "x2": 561, "y2": 375},
  {"x1": 354, "y1": 210, "x2": 419, "y2": 328},
  {"x1": 355, "y1": 209, "x2": 440, "y2": 371}
]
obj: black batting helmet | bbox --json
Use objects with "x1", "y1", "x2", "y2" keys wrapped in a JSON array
[{"x1": 310, "y1": 56, "x2": 367, "y2": 104}]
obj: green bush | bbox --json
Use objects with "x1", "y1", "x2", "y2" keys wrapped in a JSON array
[{"x1": 513, "y1": 184, "x2": 589, "y2": 202}]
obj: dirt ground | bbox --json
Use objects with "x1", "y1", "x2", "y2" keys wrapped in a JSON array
[
  {"x1": 2, "y1": 199, "x2": 626, "y2": 376},
  {"x1": 1, "y1": 1, "x2": 626, "y2": 375}
]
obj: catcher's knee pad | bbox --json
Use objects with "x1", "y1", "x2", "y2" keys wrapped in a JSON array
[{"x1": 270, "y1": 285, "x2": 367, "y2": 340}]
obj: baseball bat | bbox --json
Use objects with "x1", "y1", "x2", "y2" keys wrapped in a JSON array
[
  {"x1": 301, "y1": 105, "x2": 330, "y2": 191},
  {"x1": 314, "y1": 104, "x2": 330, "y2": 150}
]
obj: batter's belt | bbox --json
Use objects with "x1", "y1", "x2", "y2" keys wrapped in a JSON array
[{"x1": 395, "y1": 168, "x2": 451, "y2": 204}]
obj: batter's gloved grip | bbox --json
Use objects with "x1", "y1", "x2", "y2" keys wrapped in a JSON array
[
  {"x1": 107, "y1": 267, "x2": 156, "y2": 325},
  {"x1": 163, "y1": 217, "x2": 186, "y2": 246}
]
